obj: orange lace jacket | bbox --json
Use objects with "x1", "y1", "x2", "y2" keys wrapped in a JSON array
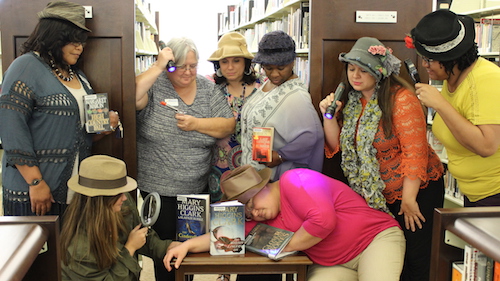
[{"x1": 326, "y1": 87, "x2": 444, "y2": 204}]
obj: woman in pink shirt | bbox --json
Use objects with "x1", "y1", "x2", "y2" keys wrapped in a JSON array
[{"x1": 165, "y1": 165, "x2": 405, "y2": 281}]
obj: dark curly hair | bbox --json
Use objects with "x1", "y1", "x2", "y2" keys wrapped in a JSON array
[
  {"x1": 212, "y1": 58, "x2": 257, "y2": 85},
  {"x1": 439, "y1": 43, "x2": 479, "y2": 76},
  {"x1": 21, "y1": 18, "x2": 88, "y2": 71}
]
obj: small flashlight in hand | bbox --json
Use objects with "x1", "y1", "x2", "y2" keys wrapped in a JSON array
[{"x1": 159, "y1": 40, "x2": 176, "y2": 73}]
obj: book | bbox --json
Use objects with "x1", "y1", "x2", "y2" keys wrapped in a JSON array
[
  {"x1": 494, "y1": 261, "x2": 500, "y2": 281},
  {"x1": 252, "y1": 127, "x2": 274, "y2": 162},
  {"x1": 452, "y1": 261, "x2": 464, "y2": 281},
  {"x1": 83, "y1": 93, "x2": 111, "y2": 133},
  {"x1": 245, "y1": 223, "x2": 297, "y2": 261},
  {"x1": 176, "y1": 194, "x2": 210, "y2": 242},
  {"x1": 209, "y1": 200, "x2": 245, "y2": 255}
]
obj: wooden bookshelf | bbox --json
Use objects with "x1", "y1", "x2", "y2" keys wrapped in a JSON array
[{"x1": 430, "y1": 207, "x2": 500, "y2": 281}]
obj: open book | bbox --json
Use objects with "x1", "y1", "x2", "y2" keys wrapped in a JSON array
[{"x1": 245, "y1": 223, "x2": 297, "y2": 261}]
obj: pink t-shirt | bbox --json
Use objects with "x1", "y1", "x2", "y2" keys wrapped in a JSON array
[{"x1": 245, "y1": 168, "x2": 400, "y2": 266}]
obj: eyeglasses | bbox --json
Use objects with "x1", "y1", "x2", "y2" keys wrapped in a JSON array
[
  {"x1": 176, "y1": 64, "x2": 198, "y2": 73},
  {"x1": 420, "y1": 56, "x2": 435, "y2": 64},
  {"x1": 69, "y1": 42, "x2": 86, "y2": 47}
]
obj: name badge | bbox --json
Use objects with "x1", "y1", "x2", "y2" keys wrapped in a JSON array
[{"x1": 165, "y1": 99, "x2": 179, "y2": 106}]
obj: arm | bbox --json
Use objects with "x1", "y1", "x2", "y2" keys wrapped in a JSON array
[
  {"x1": 163, "y1": 233, "x2": 210, "y2": 271},
  {"x1": 136, "y1": 47, "x2": 175, "y2": 110},
  {"x1": 416, "y1": 83, "x2": 500, "y2": 157},
  {"x1": 15, "y1": 164, "x2": 54, "y2": 216},
  {"x1": 319, "y1": 92, "x2": 342, "y2": 151},
  {"x1": 398, "y1": 177, "x2": 425, "y2": 232},
  {"x1": 174, "y1": 114, "x2": 235, "y2": 139},
  {"x1": 283, "y1": 226, "x2": 322, "y2": 252}
]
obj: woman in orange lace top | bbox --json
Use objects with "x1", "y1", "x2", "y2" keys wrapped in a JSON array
[{"x1": 319, "y1": 37, "x2": 443, "y2": 281}]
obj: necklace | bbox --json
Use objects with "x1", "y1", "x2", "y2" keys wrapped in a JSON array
[{"x1": 50, "y1": 59, "x2": 74, "y2": 82}]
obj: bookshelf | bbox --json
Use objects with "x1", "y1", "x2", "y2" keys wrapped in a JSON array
[
  {"x1": 462, "y1": 6, "x2": 500, "y2": 60},
  {"x1": 217, "y1": 0, "x2": 310, "y2": 86},
  {"x1": 135, "y1": 0, "x2": 159, "y2": 74},
  {"x1": 430, "y1": 207, "x2": 500, "y2": 281}
]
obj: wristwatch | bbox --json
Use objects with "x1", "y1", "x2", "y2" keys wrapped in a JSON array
[{"x1": 28, "y1": 178, "x2": 43, "y2": 186}]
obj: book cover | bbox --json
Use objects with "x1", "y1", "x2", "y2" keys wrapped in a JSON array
[
  {"x1": 209, "y1": 200, "x2": 245, "y2": 255},
  {"x1": 176, "y1": 194, "x2": 210, "y2": 242},
  {"x1": 494, "y1": 261, "x2": 500, "y2": 281},
  {"x1": 83, "y1": 93, "x2": 111, "y2": 133},
  {"x1": 252, "y1": 127, "x2": 274, "y2": 162},
  {"x1": 452, "y1": 261, "x2": 464, "y2": 281},
  {"x1": 245, "y1": 223, "x2": 297, "y2": 261}
]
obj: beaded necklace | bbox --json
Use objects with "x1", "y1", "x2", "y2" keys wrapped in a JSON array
[
  {"x1": 50, "y1": 59, "x2": 74, "y2": 82},
  {"x1": 224, "y1": 83, "x2": 254, "y2": 143}
]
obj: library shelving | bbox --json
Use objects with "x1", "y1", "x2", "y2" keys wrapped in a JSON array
[
  {"x1": 217, "y1": 0, "x2": 311, "y2": 86},
  {"x1": 135, "y1": 0, "x2": 159, "y2": 74},
  {"x1": 430, "y1": 207, "x2": 500, "y2": 281}
]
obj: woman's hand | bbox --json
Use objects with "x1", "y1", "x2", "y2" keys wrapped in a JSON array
[
  {"x1": 319, "y1": 92, "x2": 342, "y2": 117},
  {"x1": 259, "y1": 150, "x2": 283, "y2": 168},
  {"x1": 175, "y1": 114, "x2": 198, "y2": 131},
  {"x1": 164, "y1": 243, "x2": 189, "y2": 272},
  {"x1": 398, "y1": 198, "x2": 425, "y2": 232},
  {"x1": 414, "y1": 83, "x2": 445, "y2": 110},
  {"x1": 157, "y1": 47, "x2": 175, "y2": 70},
  {"x1": 125, "y1": 224, "x2": 148, "y2": 256},
  {"x1": 29, "y1": 181, "x2": 55, "y2": 216}
]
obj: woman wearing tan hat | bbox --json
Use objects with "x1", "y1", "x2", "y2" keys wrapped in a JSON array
[
  {"x1": 240, "y1": 30, "x2": 324, "y2": 181},
  {"x1": 320, "y1": 37, "x2": 444, "y2": 281},
  {"x1": 207, "y1": 32, "x2": 260, "y2": 203},
  {"x1": 0, "y1": 1, "x2": 119, "y2": 218},
  {"x1": 164, "y1": 165, "x2": 405, "y2": 281},
  {"x1": 208, "y1": 31, "x2": 260, "y2": 281},
  {"x1": 61, "y1": 155, "x2": 179, "y2": 280},
  {"x1": 410, "y1": 10, "x2": 500, "y2": 208}
]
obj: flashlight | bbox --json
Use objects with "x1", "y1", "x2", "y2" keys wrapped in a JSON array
[{"x1": 159, "y1": 40, "x2": 176, "y2": 73}]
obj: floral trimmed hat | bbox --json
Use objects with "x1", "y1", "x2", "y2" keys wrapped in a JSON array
[{"x1": 339, "y1": 37, "x2": 401, "y2": 82}]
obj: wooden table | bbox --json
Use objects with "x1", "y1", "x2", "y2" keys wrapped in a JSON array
[{"x1": 172, "y1": 252, "x2": 312, "y2": 281}]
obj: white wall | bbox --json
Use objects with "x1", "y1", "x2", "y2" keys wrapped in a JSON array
[
  {"x1": 149, "y1": 0, "x2": 239, "y2": 76},
  {"x1": 451, "y1": 0, "x2": 500, "y2": 13}
]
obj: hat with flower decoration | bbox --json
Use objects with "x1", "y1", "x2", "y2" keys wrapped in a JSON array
[{"x1": 339, "y1": 37, "x2": 401, "y2": 82}]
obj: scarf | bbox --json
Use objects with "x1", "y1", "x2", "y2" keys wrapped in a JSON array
[{"x1": 340, "y1": 90, "x2": 391, "y2": 214}]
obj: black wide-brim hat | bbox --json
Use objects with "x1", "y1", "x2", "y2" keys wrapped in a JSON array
[{"x1": 411, "y1": 9, "x2": 475, "y2": 61}]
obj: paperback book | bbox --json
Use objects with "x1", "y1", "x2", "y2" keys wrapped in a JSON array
[
  {"x1": 209, "y1": 200, "x2": 245, "y2": 255},
  {"x1": 83, "y1": 93, "x2": 111, "y2": 133},
  {"x1": 176, "y1": 194, "x2": 210, "y2": 242},
  {"x1": 245, "y1": 223, "x2": 297, "y2": 261},
  {"x1": 252, "y1": 127, "x2": 274, "y2": 162}
]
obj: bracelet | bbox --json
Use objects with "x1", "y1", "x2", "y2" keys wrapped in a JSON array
[{"x1": 277, "y1": 153, "x2": 284, "y2": 163}]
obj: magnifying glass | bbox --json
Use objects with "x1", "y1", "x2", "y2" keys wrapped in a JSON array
[{"x1": 140, "y1": 192, "x2": 161, "y2": 234}]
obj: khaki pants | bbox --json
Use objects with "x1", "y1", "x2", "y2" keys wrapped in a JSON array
[{"x1": 307, "y1": 226, "x2": 405, "y2": 281}]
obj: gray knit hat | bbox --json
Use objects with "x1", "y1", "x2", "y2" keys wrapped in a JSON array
[
  {"x1": 38, "y1": 1, "x2": 91, "y2": 32},
  {"x1": 339, "y1": 37, "x2": 401, "y2": 82},
  {"x1": 253, "y1": 30, "x2": 296, "y2": 66}
]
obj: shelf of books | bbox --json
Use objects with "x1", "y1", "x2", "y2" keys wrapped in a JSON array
[
  {"x1": 135, "y1": 0, "x2": 159, "y2": 74},
  {"x1": 217, "y1": 0, "x2": 310, "y2": 86},
  {"x1": 462, "y1": 6, "x2": 500, "y2": 61}
]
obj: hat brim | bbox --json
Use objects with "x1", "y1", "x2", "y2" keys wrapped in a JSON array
[
  {"x1": 221, "y1": 167, "x2": 272, "y2": 203},
  {"x1": 67, "y1": 175, "x2": 137, "y2": 197}
]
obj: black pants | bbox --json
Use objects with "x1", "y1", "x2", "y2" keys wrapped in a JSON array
[
  {"x1": 387, "y1": 177, "x2": 444, "y2": 281},
  {"x1": 141, "y1": 191, "x2": 178, "y2": 281},
  {"x1": 464, "y1": 192, "x2": 500, "y2": 207}
]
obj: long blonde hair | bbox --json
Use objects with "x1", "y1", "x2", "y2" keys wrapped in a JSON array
[{"x1": 60, "y1": 193, "x2": 127, "y2": 270}]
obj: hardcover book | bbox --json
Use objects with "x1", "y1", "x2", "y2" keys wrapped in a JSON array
[
  {"x1": 176, "y1": 194, "x2": 210, "y2": 242},
  {"x1": 83, "y1": 93, "x2": 111, "y2": 133},
  {"x1": 245, "y1": 223, "x2": 297, "y2": 261},
  {"x1": 252, "y1": 127, "x2": 274, "y2": 162},
  {"x1": 209, "y1": 200, "x2": 245, "y2": 255}
]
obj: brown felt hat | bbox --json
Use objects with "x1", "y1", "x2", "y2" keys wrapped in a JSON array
[
  {"x1": 208, "y1": 32, "x2": 254, "y2": 61},
  {"x1": 220, "y1": 165, "x2": 271, "y2": 204}
]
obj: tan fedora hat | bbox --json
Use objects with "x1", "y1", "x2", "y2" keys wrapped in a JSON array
[
  {"x1": 67, "y1": 155, "x2": 137, "y2": 197},
  {"x1": 220, "y1": 164, "x2": 271, "y2": 204},
  {"x1": 208, "y1": 32, "x2": 254, "y2": 61}
]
